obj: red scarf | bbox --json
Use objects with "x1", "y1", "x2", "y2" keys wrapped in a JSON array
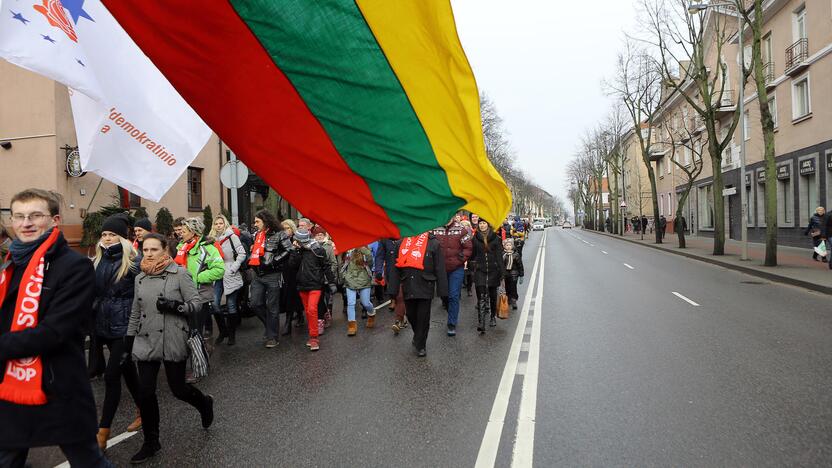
[
  {"x1": 174, "y1": 238, "x2": 197, "y2": 266},
  {"x1": 132, "y1": 239, "x2": 139, "y2": 252},
  {"x1": 396, "y1": 233, "x2": 429, "y2": 270},
  {"x1": 249, "y1": 230, "x2": 267, "y2": 266},
  {"x1": 0, "y1": 228, "x2": 60, "y2": 405}
]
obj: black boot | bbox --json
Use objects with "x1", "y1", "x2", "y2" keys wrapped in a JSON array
[
  {"x1": 214, "y1": 314, "x2": 228, "y2": 345},
  {"x1": 282, "y1": 312, "x2": 293, "y2": 335},
  {"x1": 477, "y1": 294, "x2": 487, "y2": 333},
  {"x1": 227, "y1": 315, "x2": 237, "y2": 346},
  {"x1": 130, "y1": 442, "x2": 161, "y2": 465}
]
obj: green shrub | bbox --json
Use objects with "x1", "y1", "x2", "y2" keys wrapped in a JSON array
[{"x1": 155, "y1": 207, "x2": 173, "y2": 236}]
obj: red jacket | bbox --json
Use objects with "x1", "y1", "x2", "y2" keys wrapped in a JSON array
[{"x1": 431, "y1": 222, "x2": 473, "y2": 272}]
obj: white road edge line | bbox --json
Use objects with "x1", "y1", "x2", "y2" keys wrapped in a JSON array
[
  {"x1": 512, "y1": 233, "x2": 546, "y2": 468},
  {"x1": 623, "y1": 263, "x2": 635, "y2": 270},
  {"x1": 475, "y1": 232, "x2": 545, "y2": 468},
  {"x1": 672, "y1": 291, "x2": 701, "y2": 307},
  {"x1": 54, "y1": 431, "x2": 138, "y2": 468}
]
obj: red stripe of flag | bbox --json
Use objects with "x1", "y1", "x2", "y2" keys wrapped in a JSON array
[{"x1": 102, "y1": 0, "x2": 400, "y2": 247}]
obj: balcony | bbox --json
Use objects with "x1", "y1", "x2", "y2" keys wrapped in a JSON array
[
  {"x1": 648, "y1": 148, "x2": 667, "y2": 162},
  {"x1": 762, "y1": 62, "x2": 776, "y2": 90},
  {"x1": 713, "y1": 88, "x2": 735, "y2": 118},
  {"x1": 785, "y1": 38, "x2": 808, "y2": 76}
]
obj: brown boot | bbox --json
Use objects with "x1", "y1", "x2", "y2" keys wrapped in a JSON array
[
  {"x1": 97, "y1": 428, "x2": 111, "y2": 451},
  {"x1": 126, "y1": 410, "x2": 142, "y2": 432},
  {"x1": 347, "y1": 320, "x2": 357, "y2": 336},
  {"x1": 366, "y1": 314, "x2": 376, "y2": 328}
]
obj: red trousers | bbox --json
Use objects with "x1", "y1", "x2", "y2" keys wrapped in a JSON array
[{"x1": 300, "y1": 290, "x2": 321, "y2": 338}]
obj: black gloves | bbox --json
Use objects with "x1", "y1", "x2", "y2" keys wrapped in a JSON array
[
  {"x1": 375, "y1": 272, "x2": 383, "y2": 282},
  {"x1": 120, "y1": 336, "x2": 135, "y2": 366},
  {"x1": 156, "y1": 297, "x2": 185, "y2": 315}
]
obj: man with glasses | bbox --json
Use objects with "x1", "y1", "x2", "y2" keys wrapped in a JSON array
[{"x1": 0, "y1": 189, "x2": 112, "y2": 467}]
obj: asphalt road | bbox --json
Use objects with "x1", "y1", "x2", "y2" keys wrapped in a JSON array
[{"x1": 27, "y1": 227, "x2": 832, "y2": 467}]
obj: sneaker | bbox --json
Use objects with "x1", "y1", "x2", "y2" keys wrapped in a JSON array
[
  {"x1": 130, "y1": 442, "x2": 161, "y2": 465},
  {"x1": 318, "y1": 319, "x2": 326, "y2": 335},
  {"x1": 400, "y1": 319, "x2": 409, "y2": 329},
  {"x1": 200, "y1": 395, "x2": 214, "y2": 428},
  {"x1": 391, "y1": 321, "x2": 402, "y2": 335},
  {"x1": 309, "y1": 339, "x2": 320, "y2": 351},
  {"x1": 417, "y1": 348, "x2": 427, "y2": 358},
  {"x1": 265, "y1": 339, "x2": 278, "y2": 349},
  {"x1": 447, "y1": 324, "x2": 456, "y2": 337},
  {"x1": 305, "y1": 340, "x2": 313, "y2": 348}
]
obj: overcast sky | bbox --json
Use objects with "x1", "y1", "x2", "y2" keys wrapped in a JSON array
[{"x1": 452, "y1": 0, "x2": 641, "y2": 208}]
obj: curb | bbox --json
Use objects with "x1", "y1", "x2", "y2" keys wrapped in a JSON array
[{"x1": 581, "y1": 229, "x2": 832, "y2": 296}]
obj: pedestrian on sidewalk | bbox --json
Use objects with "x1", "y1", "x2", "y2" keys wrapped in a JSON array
[
  {"x1": 806, "y1": 207, "x2": 826, "y2": 261},
  {"x1": 502, "y1": 238, "x2": 524, "y2": 310},
  {"x1": 125, "y1": 234, "x2": 214, "y2": 464},
  {"x1": 174, "y1": 218, "x2": 225, "y2": 341},
  {"x1": 386, "y1": 232, "x2": 448, "y2": 357},
  {"x1": 279, "y1": 219, "x2": 303, "y2": 335},
  {"x1": 658, "y1": 216, "x2": 667, "y2": 242},
  {"x1": 209, "y1": 215, "x2": 247, "y2": 346},
  {"x1": 294, "y1": 229, "x2": 336, "y2": 351},
  {"x1": 342, "y1": 245, "x2": 375, "y2": 336},
  {"x1": 0, "y1": 189, "x2": 112, "y2": 468},
  {"x1": 92, "y1": 214, "x2": 143, "y2": 450},
  {"x1": 431, "y1": 215, "x2": 473, "y2": 336},
  {"x1": 249, "y1": 210, "x2": 294, "y2": 348},
  {"x1": 470, "y1": 220, "x2": 505, "y2": 334}
]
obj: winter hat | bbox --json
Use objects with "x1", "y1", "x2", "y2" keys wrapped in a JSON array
[
  {"x1": 311, "y1": 226, "x2": 327, "y2": 237},
  {"x1": 294, "y1": 229, "x2": 311, "y2": 244},
  {"x1": 182, "y1": 217, "x2": 205, "y2": 236},
  {"x1": 135, "y1": 217, "x2": 152, "y2": 232},
  {"x1": 101, "y1": 213, "x2": 130, "y2": 239}
]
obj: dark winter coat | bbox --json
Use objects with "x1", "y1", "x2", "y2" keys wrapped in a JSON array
[
  {"x1": 431, "y1": 222, "x2": 473, "y2": 272},
  {"x1": 503, "y1": 250, "x2": 524, "y2": 279},
  {"x1": 470, "y1": 229, "x2": 505, "y2": 288},
  {"x1": 253, "y1": 230, "x2": 294, "y2": 277},
  {"x1": 94, "y1": 243, "x2": 137, "y2": 339},
  {"x1": 386, "y1": 234, "x2": 449, "y2": 300},
  {"x1": 373, "y1": 238, "x2": 400, "y2": 280},
  {"x1": 296, "y1": 243, "x2": 335, "y2": 291},
  {"x1": 0, "y1": 233, "x2": 98, "y2": 449},
  {"x1": 806, "y1": 213, "x2": 824, "y2": 237}
]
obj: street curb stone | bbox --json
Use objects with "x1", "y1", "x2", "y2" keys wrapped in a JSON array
[{"x1": 583, "y1": 229, "x2": 832, "y2": 296}]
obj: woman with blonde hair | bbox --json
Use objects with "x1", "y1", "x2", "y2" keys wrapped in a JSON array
[
  {"x1": 92, "y1": 213, "x2": 142, "y2": 450},
  {"x1": 209, "y1": 215, "x2": 246, "y2": 345},
  {"x1": 280, "y1": 219, "x2": 303, "y2": 334}
]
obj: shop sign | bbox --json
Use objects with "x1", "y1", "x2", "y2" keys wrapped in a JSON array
[
  {"x1": 757, "y1": 170, "x2": 766, "y2": 183},
  {"x1": 776, "y1": 165, "x2": 790, "y2": 180},
  {"x1": 799, "y1": 159, "x2": 815, "y2": 175},
  {"x1": 826, "y1": 152, "x2": 832, "y2": 171},
  {"x1": 745, "y1": 173, "x2": 751, "y2": 186}
]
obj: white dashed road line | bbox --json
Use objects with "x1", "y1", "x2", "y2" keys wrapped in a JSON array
[
  {"x1": 601, "y1": 250, "x2": 608, "y2": 255},
  {"x1": 623, "y1": 263, "x2": 635, "y2": 270},
  {"x1": 672, "y1": 292, "x2": 701, "y2": 306}
]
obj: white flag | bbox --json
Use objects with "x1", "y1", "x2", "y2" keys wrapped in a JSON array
[{"x1": 0, "y1": 0, "x2": 211, "y2": 201}]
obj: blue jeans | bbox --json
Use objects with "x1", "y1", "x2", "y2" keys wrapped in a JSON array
[
  {"x1": 213, "y1": 281, "x2": 239, "y2": 315},
  {"x1": 447, "y1": 267, "x2": 465, "y2": 326},
  {"x1": 250, "y1": 272, "x2": 282, "y2": 339},
  {"x1": 346, "y1": 287, "x2": 374, "y2": 321}
]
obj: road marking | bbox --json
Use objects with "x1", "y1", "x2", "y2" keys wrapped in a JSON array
[
  {"x1": 512, "y1": 234, "x2": 545, "y2": 468},
  {"x1": 475, "y1": 232, "x2": 545, "y2": 468},
  {"x1": 623, "y1": 263, "x2": 635, "y2": 270},
  {"x1": 54, "y1": 431, "x2": 139, "y2": 468},
  {"x1": 601, "y1": 250, "x2": 608, "y2": 255},
  {"x1": 672, "y1": 291, "x2": 701, "y2": 306}
]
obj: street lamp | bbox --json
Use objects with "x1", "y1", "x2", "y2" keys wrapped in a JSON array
[{"x1": 688, "y1": 1, "x2": 749, "y2": 261}]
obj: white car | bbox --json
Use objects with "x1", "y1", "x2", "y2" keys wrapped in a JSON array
[
  {"x1": 562, "y1": 221, "x2": 572, "y2": 229},
  {"x1": 532, "y1": 222, "x2": 545, "y2": 231}
]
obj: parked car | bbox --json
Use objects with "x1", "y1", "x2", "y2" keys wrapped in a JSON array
[
  {"x1": 532, "y1": 222, "x2": 545, "y2": 231},
  {"x1": 562, "y1": 221, "x2": 572, "y2": 229}
]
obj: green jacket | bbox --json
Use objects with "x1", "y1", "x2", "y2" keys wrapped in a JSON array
[
  {"x1": 342, "y1": 247, "x2": 373, "y2": 290},
  {"x1": 178, "y1": 237, "x2": 225, "y2": 301}
]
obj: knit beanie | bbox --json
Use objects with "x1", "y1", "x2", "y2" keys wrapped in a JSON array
[
  {"x1": 311, "y1": 226, "x2": 327, "y2": 237},
  {"x1": 135, "y1": 217, "x2": 152, "y2": 231},
  {"x1": 294, "y1": 229, "x2": 311, "y2": 243},
  {"x1": 182, "y1": 217, "x2": 205, "y2": 237},
  {"x1": 101, "y1": 213, "x2": 130, "y2": 239}
]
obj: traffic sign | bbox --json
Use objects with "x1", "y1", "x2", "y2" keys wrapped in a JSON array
[{"x1": 220, "y1": 160, "x2": 249, "y2": 189}]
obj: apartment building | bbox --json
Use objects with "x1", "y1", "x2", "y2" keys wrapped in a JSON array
[{"x1": 620, "y1": 126, "x2": 656, "y2": 221}]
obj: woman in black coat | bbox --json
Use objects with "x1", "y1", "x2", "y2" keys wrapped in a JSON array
[
  {"x1": 470, "y1": 220, "x2": 505, "y2": 333},
  {"x1": 806, "y1": 206, "x2": 826, "y2": 261},
  {"x1": 92, "y1": 215, "x2": 142, "y2": 450},
  {"x1": 386, "y1": 233, "x2": 448, "y2": 357}
]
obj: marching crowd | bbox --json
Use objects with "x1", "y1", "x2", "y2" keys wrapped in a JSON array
[{"x1": 0, "y1": 188, "x2": 531, "y2": 467}]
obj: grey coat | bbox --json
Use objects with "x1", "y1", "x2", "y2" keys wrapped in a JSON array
[
  {"x1": 127, "y1": 262, "x2": 200, "y2": 362},
  {"x1": 217, "y1": 229, "x2": 246, "y2": 294}
]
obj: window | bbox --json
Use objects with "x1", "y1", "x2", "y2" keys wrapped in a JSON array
[
  {"x1": 698, "y1": 184, "x2": 714, "y2": 229},
  {"x1": 660, "y1": 194, "x2": 665, "y2": 216},
  {"x1": 792, "y1": 74, "x2": 811, "y2": 120},
  {"x1": 763, "y1": 33, "x2": 773, "y2": 63},
  {"x1": 187, "y1": 167, "x2": 203, "y2": 211},
  {"x1": 768, "y1": 93, "x2": 778, "y2": 128},
  {"x1": 776, "y1": 164, "x2": 794, "y2": 226},
  {"x1": 746, "y1": 181, "x2": 754, "y2": 227},
  {"x1": 794, "y1": 5, "x2": 807, "y2": 41},
  {"x1": 118, "y1": 187, "x2": 141, "y2": 209},
  {"x1": 743, "y1": 110, "x2": 751, "y2": 140},
  {"x1": 683, "y1": 145, "x2": 691, "y2": 166},
  {"x1": 798, "y1": 157, "x2": 818, "y2": 227}
]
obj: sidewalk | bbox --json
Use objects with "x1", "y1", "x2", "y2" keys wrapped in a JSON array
[{"x1": 586, "y1": 228, "x2": 832, "y2": 295}]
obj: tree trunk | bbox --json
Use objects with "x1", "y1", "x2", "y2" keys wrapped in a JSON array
[
  {"x1": 710, "y1": 146, "x2": 726, "y2": 255},
  {"x1": 647, "y1": 166, "x2": 661, "y2": 244},
  {"x1": 676, "y1": 186, "x2": 692, "y2": 249}
]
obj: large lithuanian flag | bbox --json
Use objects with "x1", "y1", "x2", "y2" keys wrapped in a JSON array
[{"x1": 104, "y1": 0, "x2": 511, "y2": 248}]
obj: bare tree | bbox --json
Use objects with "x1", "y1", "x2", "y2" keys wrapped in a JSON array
[
  {"x1": 607, "y1": 39, "x2": 663, "y2": 243},
  {"x1": 640, "y1": 0, "x2": 747, "y2": 254},
  {"x1": 604, "y1": 105, "x2": 629, "y2": 235}
]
